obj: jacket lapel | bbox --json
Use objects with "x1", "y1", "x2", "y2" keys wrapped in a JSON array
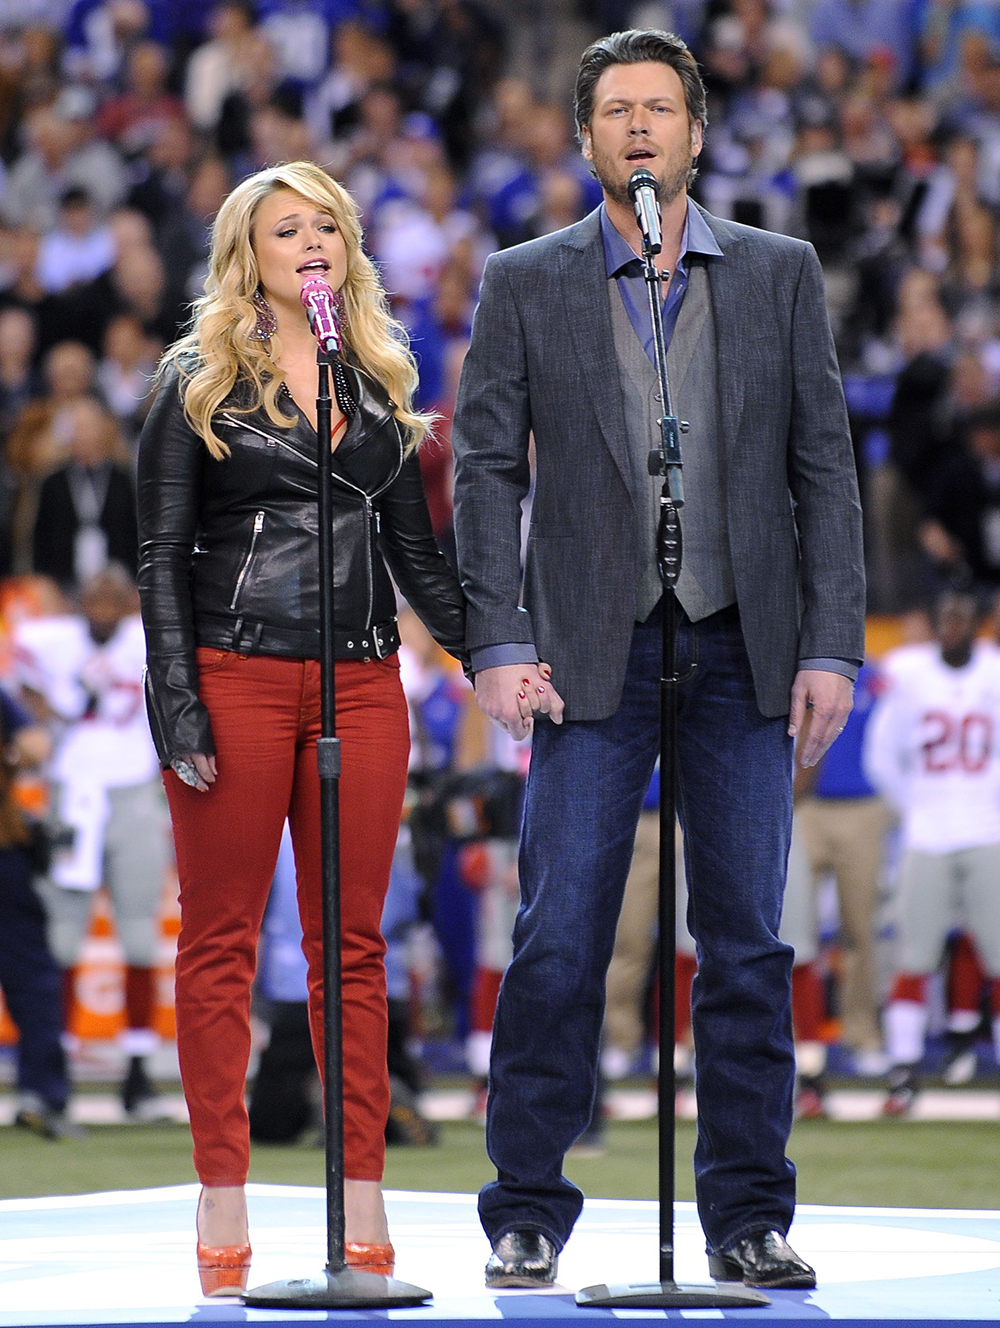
[
  {"x1": 698, "y1": 204, "x2": 760, "y2": 457},
  {"x1": 560, "y1": 212, "x2": 636, "y2": 506}
]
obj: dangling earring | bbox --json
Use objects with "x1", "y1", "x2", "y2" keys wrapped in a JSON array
[{"x1": 251, "y1": 289, "x2": 277, "y2": 341}]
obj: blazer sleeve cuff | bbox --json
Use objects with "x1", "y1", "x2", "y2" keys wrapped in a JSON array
[
  {"x1": 798, "y1": 657, "x2": 860, "y2": 682},
  {"x1": 471, "y1": 643, "x2": 540, "y2": 673}
]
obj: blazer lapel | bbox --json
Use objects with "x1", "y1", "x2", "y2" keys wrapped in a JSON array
[
  {"x1": 698, "y1": 204, "x2": 767, "y2": 458},
  {"x1": 560, "y1": 213, "x2": 636, "y2": 505}
]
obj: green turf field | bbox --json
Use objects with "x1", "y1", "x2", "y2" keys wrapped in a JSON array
[{"x1": 5, "y1": 1119, "x2": 1000, "y2": 1208}]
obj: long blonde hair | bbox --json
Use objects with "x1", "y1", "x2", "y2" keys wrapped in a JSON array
[{"x1": 161, "y1": 161, "x2": 430, "y2": 459}]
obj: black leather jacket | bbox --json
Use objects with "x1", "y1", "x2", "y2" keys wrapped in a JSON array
[{"x1": 137, "y1": 360, "x2": 466, "y2": 765}]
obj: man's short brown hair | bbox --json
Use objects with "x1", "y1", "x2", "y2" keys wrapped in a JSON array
[{"x1": 573, "y1": 28, "x2": 708, "y2": 141}]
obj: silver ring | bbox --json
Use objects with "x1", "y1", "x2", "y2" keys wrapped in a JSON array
[{"x1": 171, "y1": 758, "x2": 201, "y2": 788}]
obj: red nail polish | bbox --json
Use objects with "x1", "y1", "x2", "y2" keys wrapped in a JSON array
[{"x1": 518, "y1": 691, "x2": 526, "y2": 699}]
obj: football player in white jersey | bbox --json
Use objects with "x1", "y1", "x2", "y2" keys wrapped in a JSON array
[
  {"x1": 864, "y1": 591, "x2": 1000, "y2": 1114},
  {"x1": 13, "y1": 566, "x2": 169, "y2": 1118}
]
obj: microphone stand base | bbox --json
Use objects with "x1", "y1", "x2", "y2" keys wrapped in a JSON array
[
  {"x1": 243, "y1": 1267, "x2": 432, "y2": 1309},
  {"x1": 576, "y1": 1280, "x2": 771, "y2": 1309}
]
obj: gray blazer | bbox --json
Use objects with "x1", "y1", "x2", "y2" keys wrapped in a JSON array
[{"x1": 451, "y1": 204, "x2": 865, "y2": 721}]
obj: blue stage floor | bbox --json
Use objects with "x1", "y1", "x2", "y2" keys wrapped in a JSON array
[{"x1": 2, "y1": 1185, "x2": 1000, "y2": 1325}]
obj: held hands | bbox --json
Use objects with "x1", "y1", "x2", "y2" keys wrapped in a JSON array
[
  {"x1": 171, "y1": 753, "x2": 218, "y2": 792},
  {"x1": 474, "y1": 662, "x2": 565, "y2": 741},
  {"x1": 788, "y1": 669, "x2": 854, "y2": 769}
]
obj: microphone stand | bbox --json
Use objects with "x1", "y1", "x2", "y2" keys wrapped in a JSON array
[
  {"x1": 244, "y1": 346, "x2": 431, "y2": 1310},
  {"x1": 576, "y1": 222, "x2": 769, "y2": 1310}
]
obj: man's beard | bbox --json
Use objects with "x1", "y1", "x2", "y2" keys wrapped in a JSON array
[{"x1": 590, "y1": 141, "x2": 690, "y2": 211}]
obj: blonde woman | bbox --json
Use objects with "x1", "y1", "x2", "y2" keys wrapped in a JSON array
[{"x1": 136, "y1": 161, "x2": 466, "y2": 1296}]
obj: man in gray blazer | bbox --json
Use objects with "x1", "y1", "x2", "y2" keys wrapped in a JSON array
[{"x1": 451, "y1": 29, "x2": 864, "y2": 1292}]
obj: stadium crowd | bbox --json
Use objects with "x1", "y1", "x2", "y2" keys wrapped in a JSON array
[{"x1": 0, "y1": 0, "x2": 1000, "y2": 1140}]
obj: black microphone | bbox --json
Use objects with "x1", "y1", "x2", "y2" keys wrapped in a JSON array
[{"x1": 627, "y1": 167, "x2": 662, "y2": 256}]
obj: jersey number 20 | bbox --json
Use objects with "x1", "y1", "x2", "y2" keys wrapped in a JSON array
[{"x1": 921, "y1": 711, "x2": 993, "y2": 773}]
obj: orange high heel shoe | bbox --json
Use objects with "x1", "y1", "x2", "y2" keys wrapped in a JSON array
[
  {"x1": 197, "y1": 1241, "x2": 253, "y2": 1297},
  {"x1": 345, "y1": 1242, "x2": 395, "y2": 1277},
  {"x1": 196, "y1": 1188, "x2": 251, "y2": 1297}
]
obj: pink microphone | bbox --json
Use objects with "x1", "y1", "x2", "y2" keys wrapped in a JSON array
[{"x1": 299, "y1": 275, "x2": 342, "y2": 354}]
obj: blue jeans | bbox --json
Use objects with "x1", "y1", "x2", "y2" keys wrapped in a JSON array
[{"x1": 479, "y1": 603, "x2": 796, "y2": 1255}]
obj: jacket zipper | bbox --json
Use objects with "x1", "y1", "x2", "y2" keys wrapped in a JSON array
[
  {"x1": 231, "y1": 510, "x2": 265, "y2": 610},
  {"x1": 217, "y1": 414, "x2": 405, "y2": 634},
  {"x1": 361, "y1": 496, "x2": 374, "y2": 630},
  {"x1": 218, "y1": 412, "x2": 403, "y2": 499},
  {"x1": 141, "y1": 667, "x2": 169, "y2": 758}
]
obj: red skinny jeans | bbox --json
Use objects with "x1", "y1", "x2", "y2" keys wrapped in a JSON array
[{"x1": 164, "y1": 647, "x2": 409, "y2": 1186}]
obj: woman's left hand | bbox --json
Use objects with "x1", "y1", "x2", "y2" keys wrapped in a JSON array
[{"x1": 171, "y1": 753, "x2": 218, "y2": 792}]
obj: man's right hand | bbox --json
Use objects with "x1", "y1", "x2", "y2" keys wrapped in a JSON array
[{"x1": 474, "y1": 663, "x2": 565, "y2": 741}]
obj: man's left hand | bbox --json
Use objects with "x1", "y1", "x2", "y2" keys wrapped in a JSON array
[{"x1": 788, "y1": 669, "x2": 854, "y2": 769}]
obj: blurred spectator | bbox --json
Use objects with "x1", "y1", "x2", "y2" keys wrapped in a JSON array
[
  {"x1": 0, "y1": 228, "x2": 47, "y2": 315},
  {"x1": 184, "y1": 0, "x2": 258, "y2": 134},
  {"x1": 791, "y1": 119, "x2": 858, "y2": 263},
  {"x1": 842, "y1": 195, "x2": 911, "y2": 360},
  {"x1": 304, "y1": 19, "x2": 396, "y2": 149},
  {"x1": 879, "y1": 284, "x2": 956, "y2": 604},
  {"x1": 107, "y1": 207, "x2": 156, "y2": 259},
  {"x1": 374, "y1": 161, "x2": 485, "y2": 311},
  {"x1": 795, "y1": 660, "x2": 891, "y2": 1067},
  {"x1": 921, "y1": 0, "x2": 1000, "y2": 102},
  {"x1": 0, "y1": 308, "x2": 41, "y2": 439},
  {"x1": 335, "y1": 80, "x2": 409, "y2": 213},
  {"x1": 601, "y1": 773, "x2": 685, "y2": 1084},
  {"x1": 409, "y1": 256, "x2": 472, "y2": 405},
  {"x1": 246, "y1": 825, "x2": 318, "y2": 1145},
  {"x1": 0, "y1": 688, "x2": 73, "y2": 1140},
  {"x1": 811, "y1": 0, "x2": 920, "y2": 91},
  {"x1": 779, "y1": 822, "x2": 836, "y2": 1116},
  {"x1": 231, "y1": 101, "x2": 315, "y2": 182},
  {"x1": 126, "y1": 118, "x2": 197, "y2": 242},
  {"x1": 99, "y1": 241, "x2": 185, "y2": 347},
  {"x1": 467, "y1": 75, "x2": 539, "y2": 243},
  {"x1": 959, "y1": 59, "x2": 1000, "y2": 209},
  {"x1": 468, "y1": 97, "x2": 601, "y2": 247},
  {"x1": 382, "y1": 817, "x2": 439, "y2": 1145},
  {"x1": 386, "y1": 0, "x2": 506, "y2": 168},
  {"x1": 519, "y1": 101, "x2": 603, "y2": 234},
  {"x1": 31, "y1": 395, "x2": 138, "y2": 590},
  {"x1": 42, "y1": 340, "x2": 97, "y2": 404},
  {"x1": 63, "y1": 0, "x2": 152, "y2": 85},
  {"x1": 156, "y1": 155, "x2": 231, "y2": 305},
  {"x1": 0, "y1": 25, "x2": 64, "y2": 159},
  {"x1": 95, "y1": 313, "x2": 156, "y2": 446},
  {"x1": 35, "y1": 188, "x2": 117, "y2": 296},
  {"x1": 95, "y1": 40, "x2": 185, "y2": 157},
  {"x1": 401, "y1": 608, "x2": 481, "y2": 1042},
  {"x1": 533, "y1": 169, "x2": 586, "y2": 236},
  {"x1": 3, "y1": 341, "x2": 100, "y2": 573},
  {"x1": 919, "y1": 402, "x2": 1000, "y2": 590},
  {"x1": 1, "y1": 92, "x2": 127, "y2": 232},
  {"x1": 256, "y1": 0, "x2": 357, "y2": 89},
  {"x1": 214, "y1": 29, "x2": 297, "y2": 165}
]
